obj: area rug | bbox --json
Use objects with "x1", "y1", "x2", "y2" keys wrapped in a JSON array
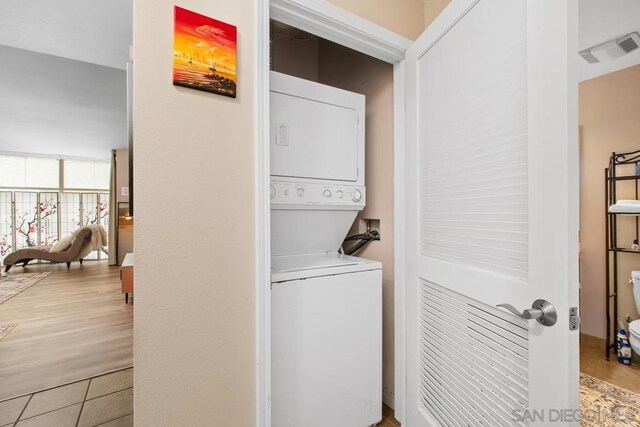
[
  {"x1": 0, "y1": 272, "x2": 51, "y2": 304},
  {"x1": 0, "y1": 324, "x2": 16, "y2": 342},
  {"x1": 581, "y1": 373, "x2": 640, "y2": 426}
]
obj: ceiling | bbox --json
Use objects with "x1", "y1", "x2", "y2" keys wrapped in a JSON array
[
  {"x1": 0, "y1": 0, "x2": 132, "y2": 70},
  {"x1": 579, "y1": 0, "x2": 640, "y2": 81},
  {"x1": 0, "y1": 46, "x2": 127, "y2": 160}
]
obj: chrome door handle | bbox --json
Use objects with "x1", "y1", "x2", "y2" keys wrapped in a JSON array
[{"x1": 496, "y1": 299, "x2": 557, "y2": 327}]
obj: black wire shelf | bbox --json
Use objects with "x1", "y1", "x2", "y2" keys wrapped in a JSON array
[
  {"x1": 607, "y1": 175, "x2": 640, "y2": 181},
  {"x1": 607, "y1": 247, "x2": 640, "y2": 253},
  {"x1": 607, "y1": 211, "x2": 640, "y2": 215},
  {"x1": 604, "y1": 149, "x2": 640, "y2": 361}
]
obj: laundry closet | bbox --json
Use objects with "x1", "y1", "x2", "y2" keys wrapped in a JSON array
[{"x1": 268, "y1": 20, "x2": 395, "y2": 426}]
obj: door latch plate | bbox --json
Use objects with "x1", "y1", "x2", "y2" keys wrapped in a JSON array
[{"x1": 569, "y1": 307, "x2": 580, "y2": 331}]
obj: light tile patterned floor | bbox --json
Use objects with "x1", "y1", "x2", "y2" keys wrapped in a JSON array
[{"x1": 0, "y1": 367, "x2": 132, "y2": 427}]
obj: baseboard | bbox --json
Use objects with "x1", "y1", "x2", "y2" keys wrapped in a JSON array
[
  {"x1": 383, "y1": 386, "x2": 395, "y2": 410},
  {"x1": 580, "y1": 332, "x2": 606, "y2": 344},
  {"x1": 580, "y1": 331, "x2": 606, "y2": 341}
]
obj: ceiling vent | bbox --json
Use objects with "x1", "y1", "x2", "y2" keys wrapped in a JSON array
[{"x1": 579, "y1": 32, "x2": 640, "y2": 64}]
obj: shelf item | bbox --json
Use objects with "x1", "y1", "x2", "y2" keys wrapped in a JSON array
[
  {"x1": 605, "y1": 149, "x2": 640, "y2": 361},
  {"x1": 608, "y1": 200, "x2": 640, "y2": 214}
]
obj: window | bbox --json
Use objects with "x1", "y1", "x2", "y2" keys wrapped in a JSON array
[
  {"x1": 0, "y1": 154, "x2": 111, "y2": 263},
  {"x1": 0, "y1": 192, "x2": 12, "y2": 259},
  {"x1": 63, "y1": 160, "x2": 110, "y2": 190},
  {"x1": 0, "y1": 155, "x2": 59, "y2": 188}
]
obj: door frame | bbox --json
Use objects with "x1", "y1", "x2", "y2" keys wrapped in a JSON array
[{"x1": 254, "y1": 1, "x2": 412, "y2": 425}]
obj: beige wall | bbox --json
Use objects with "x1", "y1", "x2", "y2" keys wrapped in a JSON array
[
  {"x1": 133, "y1": 0, "x2": 255, "y2": 425},
  {"x1": 270, "y1": 22, "x2": 319, "y2": 81},
  {"x1": 327, "y1": 0, "x2": 425, "y2": 40},
  {"x1": 424, "y1": 0, "x2": 451, "y2": 28},
  {"x1": 317, "y1": 39, "x2": 396, "y2": 403},
  {"x1": 133, "y1": 1, "x2": 427, "y2": 424},
  {"x1": 115, "y1": 149, "x2": 129, "y2": 205},
  {"x1": 580, "y1": 65, "x2": 640, "y2": 338},
  {"x1": 114, "y1": 149, "x2": 132, "y2": 265}
]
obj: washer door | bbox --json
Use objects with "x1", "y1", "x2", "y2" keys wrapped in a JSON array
[{"x1": 271, "y1": 268, "x2": 382, "y2": 427}]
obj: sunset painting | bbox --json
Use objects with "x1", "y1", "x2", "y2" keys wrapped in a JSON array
[{"x1": 173, "y1": 6, "x2": 237, "y2": 97}]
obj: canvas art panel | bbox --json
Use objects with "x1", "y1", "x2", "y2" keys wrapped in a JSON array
[{"x1": 173, "y1": 6, "x2": 237, "y2": 98}]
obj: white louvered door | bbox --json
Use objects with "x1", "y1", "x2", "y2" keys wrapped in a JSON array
[{"x1": 404, "y1": 1, "x2": 579, "y2": 426}]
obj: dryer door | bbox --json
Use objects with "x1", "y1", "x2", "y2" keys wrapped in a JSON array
[
  {"x1": 270, "y1": 72, "x2": 365, "y2": 184},
  {"x1": 271, "y1": 92, "x2": 358, "y2": 181}
]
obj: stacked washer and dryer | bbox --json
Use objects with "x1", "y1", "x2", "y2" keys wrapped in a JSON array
[{"x1": 269, "y1": 71, "x2": 382, "y2": 427}]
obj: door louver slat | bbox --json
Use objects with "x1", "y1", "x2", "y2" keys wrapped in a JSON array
[{"x1": 420, "y1": 280, "x2": 529, "y2": 426}]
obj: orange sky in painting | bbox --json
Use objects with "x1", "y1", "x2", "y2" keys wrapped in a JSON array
[{"x1": 173, "y1": 6, "x2": 237, "y2": 77}]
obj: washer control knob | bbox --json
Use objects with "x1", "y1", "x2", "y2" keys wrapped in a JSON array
[
  {"x1": 323, "y1": 189, "x2": 332, "y2": 198},
  {"x1": 352, "y1": 189, "x2": 362, "y2": 202},
  {"x1": 270, "y1": 185, "x2": 275, "y2": 199},
  {"x1": 297, "y1": 188, "x2": 304, "y2": 197},
  {"x1": 337, "y1": 190, "x2": 344, "y2": 199}
]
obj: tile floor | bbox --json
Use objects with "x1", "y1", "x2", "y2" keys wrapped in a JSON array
[{"x1": 0, "y1": 367, "x2": 132, "y2": 427}]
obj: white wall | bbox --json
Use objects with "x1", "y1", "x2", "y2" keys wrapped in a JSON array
[
  {"x1": 0, "y1": 45, "x2": 127, "y2": 160},
  {"x1": 133, "y1": 0, "x2": 255, "y2": 424}
]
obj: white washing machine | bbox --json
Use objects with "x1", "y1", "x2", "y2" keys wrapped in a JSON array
[
  {"x1": 271, "y1": 254, "x2": 382, "y2": 427},
  {"x1": 270, "y1": 72, "x2": 382, "y2": 426}
]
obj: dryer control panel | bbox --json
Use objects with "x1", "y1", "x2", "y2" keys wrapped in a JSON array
[{"x1": 270, "y1": 181, "x2": 365, "y2": 209}]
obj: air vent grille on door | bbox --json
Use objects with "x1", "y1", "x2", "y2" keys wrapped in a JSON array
[{"x1": 420, "y1": 280, "x2": 529, "y2": 426}]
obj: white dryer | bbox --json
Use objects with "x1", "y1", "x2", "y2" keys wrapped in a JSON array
[
  {"x1": 270, "y1": 71, "x2": 365, "y2": 187},
  {"x1": 269, "y1": 72, "x2": 382, "y2": 426},
  {"x1": 269, "y1": 71, "x2": 367, "y2": 259}
]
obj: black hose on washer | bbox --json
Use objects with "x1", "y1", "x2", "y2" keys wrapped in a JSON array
[{"x1": 342, "y1": 230, "x2": 380, "y2": 256}]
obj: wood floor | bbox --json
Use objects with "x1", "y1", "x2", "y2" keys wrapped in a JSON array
[
  {"x1": 581, "y1": 333, "x2": 640, "y2": 394},
  {"x1": 380, "y1": 404, "x2": 400, "y2": 426},
  {"x1": 0, "y1": 262, "x2": 132, "y2": 401}
]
